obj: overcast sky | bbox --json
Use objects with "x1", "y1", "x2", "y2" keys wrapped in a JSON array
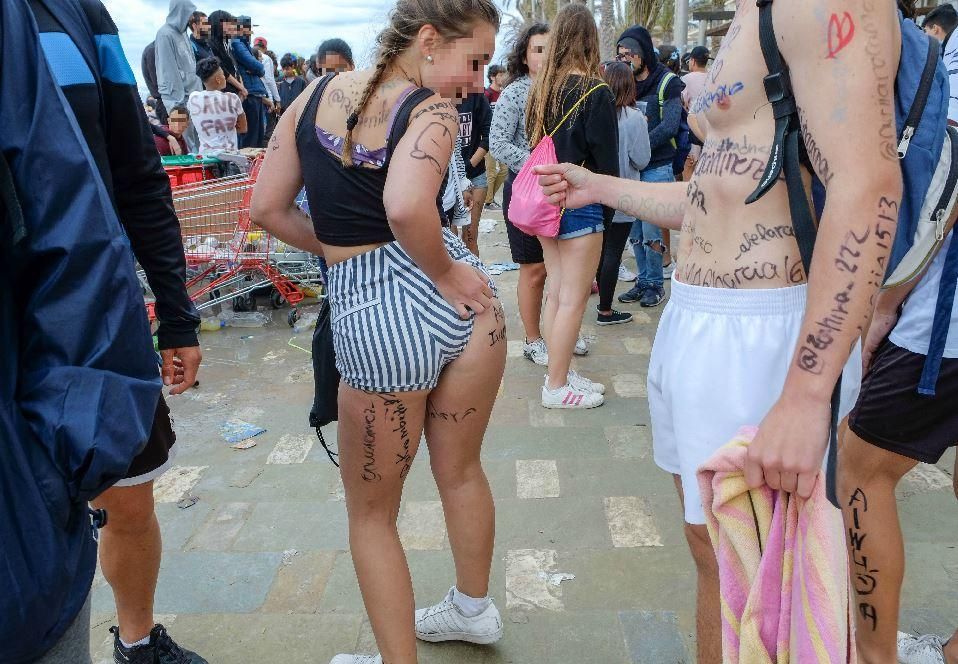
[{"x1": 104, "y1": 0, "x2": 518, "y2": 96}]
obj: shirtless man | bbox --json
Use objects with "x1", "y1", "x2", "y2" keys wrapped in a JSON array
[{"x1": 536, "y1": 1, "x2": 902, "y2": 661}]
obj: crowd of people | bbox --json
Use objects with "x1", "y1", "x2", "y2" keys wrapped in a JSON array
[
  {"x1": 141, "y1": 1, "x2": 358, "y2": 157},
  {"x1": 3, "y1": 0, "x2": 958, "y2": 663}
]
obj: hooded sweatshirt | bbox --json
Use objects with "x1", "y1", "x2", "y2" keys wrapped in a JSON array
[
  {"x1": 618, "y1": 26, "x2": 684, "y2": 171},
  {"x1": 155, "y1": 0, "x2": 202, "y2": 109}
]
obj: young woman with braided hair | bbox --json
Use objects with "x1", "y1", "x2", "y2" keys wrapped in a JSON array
[{"x1": 251, "y1": 2, "x2": 504, "y2": 663}]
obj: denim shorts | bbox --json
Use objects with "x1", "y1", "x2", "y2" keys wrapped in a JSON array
[
  {"x1": 558, "y1": 203, "x2": 605, "y2": 240},
  {"x1": 470, "y1": 171, "x2": 488, "y2": 189}
]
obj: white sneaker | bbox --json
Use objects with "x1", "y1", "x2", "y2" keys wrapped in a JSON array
[
  {"x1": 542, "y1": 383, "x2": 604, "y2": 409},
  {"x1": 574, "y1": 336, "x2": 589, "y2": 356},
  {"x1": 567, "y1": 369, "x2": 605, "y2": 395},
  {"x1": 523, "y1": 338, "x2": 549, "y2": 366},
  {"x1": 415, "y1": 588, "x2": 503, "y2": 644},
  {"x1": 662, "y1": 261, "x2": 676, "y2": 280},
  {"x1": 897, "y1": 632, "x2": 946, "y2": 663},
  {"x1": 618, "y1": 264, "x2": 637, "y2": 282},
  {"x1": 329, "y1": 655, "x2": 382, "y2": 664}
]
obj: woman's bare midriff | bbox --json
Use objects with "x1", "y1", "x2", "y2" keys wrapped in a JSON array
[{"x1": 322, "y1": 242, "x2": 391, "y2": 266}]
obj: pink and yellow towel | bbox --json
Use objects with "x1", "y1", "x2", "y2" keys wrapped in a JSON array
[{"x1": 696, "y1": 427, "x2": 856, "y2": 663}]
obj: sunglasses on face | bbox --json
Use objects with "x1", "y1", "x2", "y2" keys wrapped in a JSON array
[{"x1": 615, "y1": 52, "x2": 634, "y2": 62}]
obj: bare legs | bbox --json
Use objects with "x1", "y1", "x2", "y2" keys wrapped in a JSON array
[
  {"x1": 92, "y1": 482, "x2": 162, "y2": 644},
  {"x1": 838, "y1": 429, "x2": 918, "y2": 664},
  {"x1": 673, "y1": 476, "x2": 722, "y2": 664},
  {"x1": 517, "y1": 262, "x2": 547, "y2": 343},
  {"x1": 338, "y1": 299, "x2": 506, "y2": 663},
  {"x1": 539, "y1": 233, "x2": 603, "y2": 389}
]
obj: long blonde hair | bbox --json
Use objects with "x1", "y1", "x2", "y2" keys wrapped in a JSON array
[
  {"x1": 341, "y1": 0, "x2": 501, "y2": 167},
  {"x1": 525, "y1": 4, "x2": 602, "y2": 147}
]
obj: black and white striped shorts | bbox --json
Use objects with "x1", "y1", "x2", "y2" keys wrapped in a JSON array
[{"x1": 328, "y1": 229, "x2": 498, "y2": 393}]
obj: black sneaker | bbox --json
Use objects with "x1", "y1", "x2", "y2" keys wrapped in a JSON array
[
  {"x1": 639, "y1": 285, "x2": 666, "y2": 308},
  {"x1": 596, "y1": 309, "x2": 634, "y2": 326},
  {"x1": 485, "y1": 201, "x2": 502, "y2": 210},
  {"x1": 617, "y1": 283, "x2": 645, "y2": 304},
  {"x1": 111, "y1": 625, "x2": 209, "y2": 664}
]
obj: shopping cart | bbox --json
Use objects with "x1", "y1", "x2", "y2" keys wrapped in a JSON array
[{"x1": 145, "y1": 158, "x2": 324, "y2": 325}]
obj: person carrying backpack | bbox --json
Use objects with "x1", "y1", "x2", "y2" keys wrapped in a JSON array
[
  {"x1": 533, "y1": 0, "x2": 902, "y2": 658},
  {"x1": 839, "y1": 5, "x2": 958, "y2": 661},
  {"x1": 615, "y1": 25, "x2": 684, "y2": 308}
]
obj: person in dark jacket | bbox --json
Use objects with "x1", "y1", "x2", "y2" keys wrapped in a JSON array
[
  {"x1": 278, "y1": 52, "x2": 307, "y2": 112},
  {"x1": 16, "y1": 2, "x2": 205, "y2": 663},
  {"x1": 231, "y1": 15, "x2": 268, "y2": 147},
  {"x1": 456, "y1": 91, "x2": 492, "y2": 257},
  {"x1": 208, "y1": 10, "x2": 248, "y2": 98},
  {"x1": 615, "y1": 25, "x2": 684, "y2": 308},
  {"x1": 141, "y1": 40, "x2": 167, "y2": 124},
  {"x1": 188, "y1": 9, "x2": 213, "y2": 61}
]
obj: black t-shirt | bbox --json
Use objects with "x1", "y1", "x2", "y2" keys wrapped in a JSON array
[{"x1": 457, "y1": 92, "x2": 492, "y2": 179}]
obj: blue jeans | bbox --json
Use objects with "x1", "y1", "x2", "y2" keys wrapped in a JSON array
[
  {"x1": 630, "y1": 164, "x2": 674, "y2": 289},
  {"x1": 558, "y1": 203, "x2": 604, "y2": 240}
]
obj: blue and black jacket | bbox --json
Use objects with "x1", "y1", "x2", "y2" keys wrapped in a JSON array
[{"x1": 1, "y1": 1, "x2": 195, "y2": 660}]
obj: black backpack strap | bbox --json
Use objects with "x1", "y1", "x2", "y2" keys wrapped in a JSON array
[
  {"x1": 0, "y1": 152, "x2": 26, "y2": 248},
  {"x1": 746, "y1": 0, "x2": 843, "y2": 508}
]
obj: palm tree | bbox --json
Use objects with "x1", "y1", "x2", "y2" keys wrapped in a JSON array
[
  {"x1": 599, "y1": 0, "x2": 617, "y2": 60},
  {"x1": 625, "y1": 0, "x2": 667, "y2": 27}
]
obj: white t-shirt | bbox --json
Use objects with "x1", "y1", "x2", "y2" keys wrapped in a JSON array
[
  {"x1": 188, "y1": 90, "x2": 245, "y2": 154},
  {"x1": 888, "y1": 35, "x2": 958, "y2": 358},
  {"x1": 890, "y1": 232, "x2": 958, "y2": 357},
  {"x1": 681, "y1": 71, "x2": 708, "y2": 110}
]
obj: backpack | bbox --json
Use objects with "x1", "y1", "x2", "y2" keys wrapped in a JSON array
[
  {"x1": 510, "y1": 82, "x2": 608, "y2": 237},
  {"x1": 657, "y1": 71, "x2": 692, "y2": 173},
  {"x1": 1, "y1": 1, "x2": 162, "y2": 660},
  {"x1": 746, "y1": 3, "x2": 957, "y2": 505}
]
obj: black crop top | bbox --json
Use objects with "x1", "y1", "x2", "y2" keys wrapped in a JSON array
[{"x1": 295, "y1": 73, "x2": 434, "y2": 246}]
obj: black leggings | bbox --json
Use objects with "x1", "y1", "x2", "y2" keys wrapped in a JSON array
[{"x1": 597, "y1": 222, "x2": 632, "y2": 312}]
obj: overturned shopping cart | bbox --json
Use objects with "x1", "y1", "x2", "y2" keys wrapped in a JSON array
[{"x1": 145, "y1": 159, "x2": 324, "y2": 326}]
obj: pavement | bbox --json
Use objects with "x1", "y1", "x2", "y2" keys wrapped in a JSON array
[{"x1": 90, "y1": 213, "x2": 958, "y2": 663}]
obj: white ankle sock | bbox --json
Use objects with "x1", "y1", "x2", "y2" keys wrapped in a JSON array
[
  {"x1": 120, "y1": 634, "x2": 151, "y2": 649},
  {"x1": 452, "y1": 587, "x2": 491, "y2": 618}
]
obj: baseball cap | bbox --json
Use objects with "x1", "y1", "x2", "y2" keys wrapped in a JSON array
[
  {"x1": 688, "y1": 45, "x2": 711, "y2": 64},
  {"x1": 254, "y1": 36, "x2": 267, "y2": 48}
]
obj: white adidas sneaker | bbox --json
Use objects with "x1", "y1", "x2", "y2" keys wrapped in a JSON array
[
  {"x1": 329, "y1": 655, "x2": 382, "y2": 664},
  {"x1": 541, "y1": 383, "x2": 604, "y2": 409},
  {"x1": 415, "y1": 588, "x2": 503, "y2": 645},
  {"x1": 523, "y1": 337, "x2": 549, "y2": 366},
  {"x1": 567, "y1": 369, "x2": 605, "y2": 395},
  {"x1": 574, "y1": 336, "x2": 589, "y2": 356}
]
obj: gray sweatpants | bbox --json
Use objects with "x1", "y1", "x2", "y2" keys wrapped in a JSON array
[{"x1": 34, "y1": 594, "x2": 92, "y2": 664}]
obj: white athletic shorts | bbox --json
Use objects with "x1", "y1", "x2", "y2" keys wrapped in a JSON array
[{"x1": 648, "y1": 278, "x2": 863, "y2": 525}]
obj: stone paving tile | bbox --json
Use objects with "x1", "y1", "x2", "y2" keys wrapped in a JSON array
[
  {"x1": 185, "y1": 502, "x2": 254, "y2": 551},
  {"x1": 151, "y1": 613, "x2": 364, "y2": 663},
  {"x1": 231, "y1": 501, "x2": 349, "y2": 551},
  {"x1": 261, "y1": 550, "x2": 339, "y2": 613},
  {"x1": 620, "y1": 610, "x2": 690, "y2": 663},
  {"x1": 516, "y1": 460, "x2": 561, "y2": 499},
  {"x1": 93, "y1": 551, "x2": 282, "y2": 615},
  {"x1": 605, "y1": 424, "x2": 653, "y2": 460},
  {"x1": 603, "y1": 497, "x2": 663, "y2": 548}
]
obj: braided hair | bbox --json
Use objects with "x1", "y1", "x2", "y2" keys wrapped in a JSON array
[{"x1": 340, "y1": 0, "x2": 501, "y2": 167}]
